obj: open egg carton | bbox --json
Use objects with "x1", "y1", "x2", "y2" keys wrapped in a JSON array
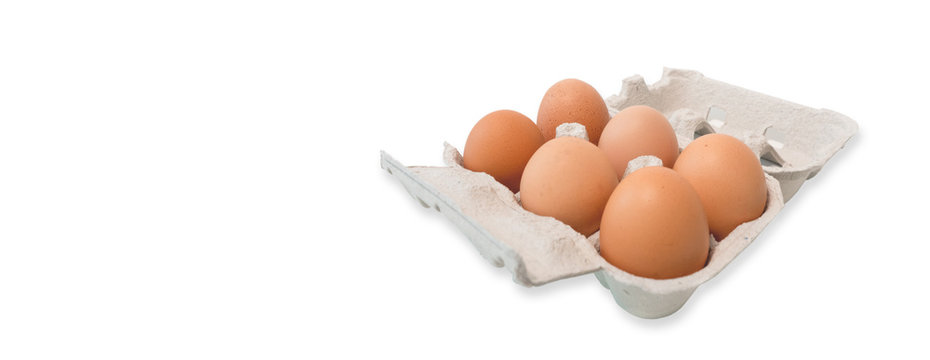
[{"x1": 380, "y1": 68, "x2": 857, "y2": 318}]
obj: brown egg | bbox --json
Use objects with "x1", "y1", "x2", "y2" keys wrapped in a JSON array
[
  {"x1": 673, "y1": 134, "x2": 768, "y2": 240},
  {"x1": 520, "y1": 136, "x2": 618, "y2": 236},
  {"x1": 464, "y1": 110, "x2": 545, "y2": 193},
  {"x1": 599, "y1": 166, "x2": 709, "y2": 279},
  {"x1": 598, "y1": 105, "x2": 679, "y2": 178},
  {"x1": 537, "y1": 79, "x2": 610, "y2": 144}
]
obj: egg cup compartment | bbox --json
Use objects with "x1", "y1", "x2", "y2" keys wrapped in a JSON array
[{"x1": 381, "y1": 68, "x2": 857, "y2": 318}]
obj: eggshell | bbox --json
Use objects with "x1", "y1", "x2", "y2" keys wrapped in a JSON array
[
  {"x1": 463, "y1": 110, "x2": 545, "y2": 193},
  {"x1": 673, "y1": 134, "x2": 768, "y2": 240},
  {"x1": 599, "y1": 166, "x2": 709, "y2": 279},
  {"x1": 598, "y1": 105, "x2": 679, "y2": 178},
  {"x1": 537, "y1": 79, "x2": 610, "y2": 144},
  {"x1": 520, "y1": 136, "x2": 618, "y2": 236}
]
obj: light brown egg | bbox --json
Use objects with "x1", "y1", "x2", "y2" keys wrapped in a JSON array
[
  {"x1": 599, "y1": 166, "x2": 709, "y2": 280},
  {"x1": 598, "y1": 105, "x2": 679, "y2": 178},
  {"x1": 673, "y1": 134, "x2": 768, "y2": 240},
  {"x1": 520, "y1": 136, "x2": 618, "y2": 236},
  {"x1": 537, "y1": 79, "x2": 610, "y2": 144},
  {"x1": 464, "y1": 110, "x2": 545, "y2": 193}
]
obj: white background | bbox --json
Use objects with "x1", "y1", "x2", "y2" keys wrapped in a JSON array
[{"x1": 1, "y1": 1, "x2": 927, "y2": 359}]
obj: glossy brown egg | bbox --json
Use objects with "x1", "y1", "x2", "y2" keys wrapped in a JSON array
[
  {"x1": 598, "y1": 105, "x2": 679, "y2": 178},
  {"x1": 520, "y1": 136, "x2": 618, "y2": 236},
  {"x1": 599, "y1": 166, "x2": 710, "y2": 279},
  {"x1": 673, "y1": 134, "x2": 768, "y2": 240},
  {"x1": 464, "y1": 110, "x2": 545, "y2": 193},
  {"x1": 537, "y1": 79, "x2": 610, "y2": 144}
]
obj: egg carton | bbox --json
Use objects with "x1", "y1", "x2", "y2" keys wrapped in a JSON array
[{"x1": 380, "y1": 68, "x2": 858, "y2": 318}]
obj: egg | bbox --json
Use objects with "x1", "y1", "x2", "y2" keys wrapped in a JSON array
[
  {"x1": 673, "y1": 134, "x2": 767, "y2": 240},
  {"x1": 598, "y1": 105, "x2": 679, "y2": 178},
  {"x1": 599, "y1": 166, "x2": 710, "y2": 279},
  {"x1": 537, "y1": 79, "x2": 610, "y2": 144},
  {"x1": 520, "y1": 136, "x2": 618, "y2": 236},
  {"x1": 464, "y1": 110, "x2": 545, "y2": 193}
]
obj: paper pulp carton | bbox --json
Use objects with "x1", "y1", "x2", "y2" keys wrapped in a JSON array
[{"x1": 380, "y1": 68, "x2": 857, "y2": 318}]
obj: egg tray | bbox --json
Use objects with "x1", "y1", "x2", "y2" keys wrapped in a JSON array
[{"x1": 380, "y1": 68, "x2": 857, "y2": 318}]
